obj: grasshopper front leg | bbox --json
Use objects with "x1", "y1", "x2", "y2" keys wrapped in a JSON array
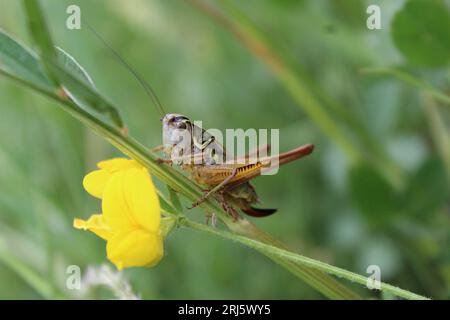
[
  {"x1": 151, "y1": 145, "x2": 173, "y2": 165},
  {"x1": 188, "y1": 168, "x2": 238, "y2": 209},
  {"x1": 150, "y1": 145, "x2": 164, "y2": 153}
]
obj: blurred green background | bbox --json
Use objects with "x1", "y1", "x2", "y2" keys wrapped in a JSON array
[{"x1": 0, "y1": 0, "x2": 449, "y2": 299}]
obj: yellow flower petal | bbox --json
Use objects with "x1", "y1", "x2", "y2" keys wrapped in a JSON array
[
  {"x1": 73, "y1": 214, "x2": 112, "y2": 240},
  {"x1": 83, "y1": 158, "x2": 143, "y2": 199},
  {"x1": 102, "y1": 170, "x2": 134, "y2": 232},
  {"x1": 97, "y1": 158, "x2": 141, "y2": 171},
  {"x1": 102, "y1": 168, "x2": 161, "y2": 233},
  {"x1": 123, "y1": 168, "x2": 161, "y2": 233},
  {"x1": 83, "y1": 170, "x2": 111, "y2": 199},
  {"x1": 106, "y1": 229, "x2": 163, "y2": 270}
]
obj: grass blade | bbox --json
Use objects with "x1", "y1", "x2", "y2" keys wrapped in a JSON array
[
  {"x1": 21, "y1": 0, "x2": 59, "y2": 86},
  {"x1": 181, "y1": 218, "x2": 429, "y2": 300}
]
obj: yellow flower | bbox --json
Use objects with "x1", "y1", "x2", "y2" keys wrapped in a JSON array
[{"x1": 74, "y1": 158, "x2": 163, "y2": 270}]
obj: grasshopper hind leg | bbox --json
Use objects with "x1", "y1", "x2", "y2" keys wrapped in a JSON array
[
  {"x1": 215, "y1": 192, "x2": 241, "y2": 220},
  {"x1": 188, "y1": 168, "x2": 238, "y2": 209},
  {"x1": 221, "y1": 200, "x2": 240, "y2": 220}
]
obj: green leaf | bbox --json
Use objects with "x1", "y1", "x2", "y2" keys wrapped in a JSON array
[
  {"x1": 56, "y1": 47, "x2": 95, "y2": 88},
  {"x1": 349, "y1": 163, "x2": 399, "y2": 223},
  {"x1": 0, "y1": 29, "x2": 52, "y2": 89},
  {"x1": 47, "y1": 61, "x2": 124, "y2": 128},
  {"x1": 55, "y1": 47, "x2": 102, "y2": 117},
  {"x1": 391, "y1": 0, "x2": 450, "y2": 66},
  {"x1": 20, "y1": 0, "x2": 123, "y2": 128},
  {"x1": 54, "y1": 47, "x2": 124, "y2": 128},
  {"x1": 402, "y1": 158, "x2": 450, "y2": 218},
  {"x1": 0, "y1": 29, "x2": 124, "y2": 128},
  {"x1": 21, "y1": 0, "x2": 59, "y2": 85}
]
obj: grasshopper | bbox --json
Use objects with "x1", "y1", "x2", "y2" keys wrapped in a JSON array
[
  {"x1": 156, "y1": 113, "x2": 314, "y2": 218},
  {"x1": 88, "y1": 26, "x2": 314, "y2": 218}
]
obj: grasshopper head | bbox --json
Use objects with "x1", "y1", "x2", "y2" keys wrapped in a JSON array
[
  {"x1": 161, "y1": 113, "x2": 191, "y2": 149},
  {"x1": 161, "y1": 113, "x2": 190, "y2": 131},
  {"x1": 161, "y1": 113, "x2": 223, "y2": 166}
]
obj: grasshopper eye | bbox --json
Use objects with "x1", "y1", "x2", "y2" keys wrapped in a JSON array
[{"x1": 176, "y1": 120, "x2": 188, "y2": 129}]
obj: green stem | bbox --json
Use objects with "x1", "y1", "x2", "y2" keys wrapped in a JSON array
[
  {"x1": 233, "y1": 219, "x2": 361, "y2": 299},
  {"x1": 362, "y1": 67, "x2": 450, "y2": 108},
  {"x1": 180, "y1": 218, "x2": 430, "y2": 300}
]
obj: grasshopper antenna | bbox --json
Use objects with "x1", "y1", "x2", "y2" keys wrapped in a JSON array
[{"x1": 85, "y1": 22, "x2": 166, "y2": 117}]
